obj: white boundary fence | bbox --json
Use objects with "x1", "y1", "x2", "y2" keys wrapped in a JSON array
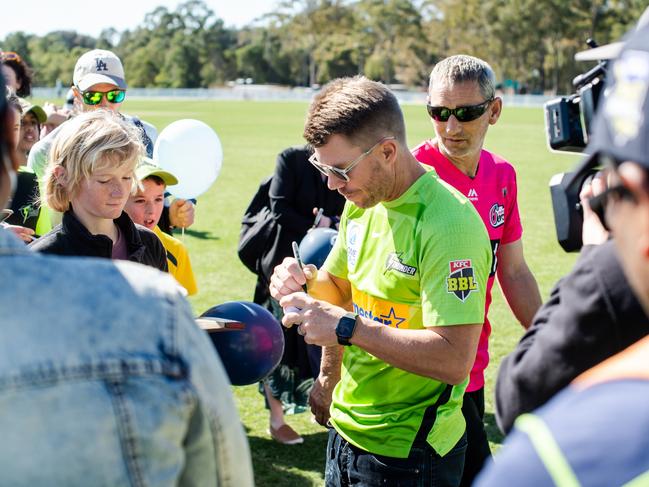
[{"x1": 33, "y1": 85, "x2": 558, "y2": 107}]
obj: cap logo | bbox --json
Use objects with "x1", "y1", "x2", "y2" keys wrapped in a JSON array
[
  {"x1": 604, "y1": 50, "x2": 649, "y2": 146},
  {"x1": 95, "y1": 58, "x2": 108, "y2": 72}
]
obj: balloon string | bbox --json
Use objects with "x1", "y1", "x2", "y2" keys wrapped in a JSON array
[{"x1": 181, "y1": 227, "x2": 185, "y2": 241}]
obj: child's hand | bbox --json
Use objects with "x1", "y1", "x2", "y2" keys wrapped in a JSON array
[{"x1": 169, "y1": 199, "x2": 195, "y2": 229}]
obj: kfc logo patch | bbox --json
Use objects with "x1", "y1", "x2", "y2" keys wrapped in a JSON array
[
  {"x1": 489, "y1": 204, "x2": 505, "y2": 228},
  {"x1": 446, "y1": 260, "x2": 478, "y2": 302}
]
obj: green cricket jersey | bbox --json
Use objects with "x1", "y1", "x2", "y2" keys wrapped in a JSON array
[{"x1": 323, "y1": 168, "x2": 491, "y2": 458}]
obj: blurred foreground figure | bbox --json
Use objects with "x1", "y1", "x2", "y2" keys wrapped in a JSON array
[
  {"x1": 0, "y1": 73, "x2": 253, "y2": 486},
  {"x1": 494, "y1": 13, "x2": 649, "y2": 435},
  {"x1": 478, "y1": 20, "x2": 649, "y2": 487}
]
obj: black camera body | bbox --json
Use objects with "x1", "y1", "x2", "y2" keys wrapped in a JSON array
[
  {"x1": 545, "y1": 76, "x2": 604, "y2": 153},
  {"x1": 544, "y1": 58, "x2": 608, "y2": 252},
  {"x1": 549, "y1": 170, "x2": 597, "y2": 252}
]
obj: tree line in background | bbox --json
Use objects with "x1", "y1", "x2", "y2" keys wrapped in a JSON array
[{"x1": 1, "y1": 0, "x2": 645, "y2": 94}]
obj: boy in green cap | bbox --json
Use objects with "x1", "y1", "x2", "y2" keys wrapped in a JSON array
[{"x1": 125, "y1": 159, "x2": 198, "y2": 295}]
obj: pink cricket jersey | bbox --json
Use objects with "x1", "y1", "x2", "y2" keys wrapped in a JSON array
[{"x1": 412, "y1": 140, "x2": 522, "y2": 392}]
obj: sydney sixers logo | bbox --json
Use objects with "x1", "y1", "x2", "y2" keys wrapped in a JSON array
[
  {"x1": 446, "y1": 260, "x2": 478, "y2": 302},
  {"x1": 489, "y1": 204, "x2": 505, "y2": 228}
]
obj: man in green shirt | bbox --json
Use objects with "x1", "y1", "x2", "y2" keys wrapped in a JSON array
[{"x1": 270, "y1": 76, "x2": 491, "y2": 486}]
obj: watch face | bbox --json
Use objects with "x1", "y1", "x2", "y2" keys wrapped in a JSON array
[{"x1": 336, "y1": 313, "x2": 357, "y2": 345}]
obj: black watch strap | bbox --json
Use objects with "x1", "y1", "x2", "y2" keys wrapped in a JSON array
[{"x1": 336, "y1": 312, "x2": 358, "y2": 346}]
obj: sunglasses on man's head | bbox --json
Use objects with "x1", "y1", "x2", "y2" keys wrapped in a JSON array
[
  {"x1": 426, "y1": 99, "x2": 493, "y2": 123},
  {"x1": 81, "y1": 89, "x2": 126, "y2": 106},
  {"x1": 0, "y1": 51, "x2": 22, "y2": 63}
]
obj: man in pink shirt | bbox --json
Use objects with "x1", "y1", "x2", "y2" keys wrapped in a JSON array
[{"x1": 412, "y1": 54, "x2": 542, "y2": 486}]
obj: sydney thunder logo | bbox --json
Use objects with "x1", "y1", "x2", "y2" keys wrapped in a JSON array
[
  {"x1": 384, "y1": 252, "x2": 417, "y2": 276},
  {"x1": 446, "y1": 260, "x2": 478, "y2": 302}
]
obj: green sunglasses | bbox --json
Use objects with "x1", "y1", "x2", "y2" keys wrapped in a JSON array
[
  {"x1": 81, "y1": 89, "x2": 126, "y2": 106},
  {"x1": 426, "y1": 98, "x2": 493, "y2": 123}
]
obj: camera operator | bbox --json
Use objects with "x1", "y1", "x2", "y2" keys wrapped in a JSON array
[
  {"x1": 477, "y1": 21, "x2": 649, "y2": 485},
  {"x1": 494, "y1": 11, "x2": 649, "y2": 435}
]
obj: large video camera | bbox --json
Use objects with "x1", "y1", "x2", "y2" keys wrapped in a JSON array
[{"x1": 544, "y1": 41, "x2": 608, "y2": 252}]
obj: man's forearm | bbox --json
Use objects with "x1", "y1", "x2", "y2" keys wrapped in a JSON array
[
  {"x1": 310, "y1": 344, "x2": 343, "y2": 426},
  {"x1": 497, "y1": 241, "x2": 542, "y2": 329},
  {"x1": 499, "y1": 266, "x2": 542, "y2": 329},
  {"x1": 320, "y1": 344, "x2": 343, "y2": 382}
]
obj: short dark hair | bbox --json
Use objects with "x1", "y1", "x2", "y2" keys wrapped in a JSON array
[
  {"x1": 2, "y1": 58, "x2": 33, "y2": 98},
  {"x1": 143, "y1": 175, "x2": 165, "y2": 186},
  {"x1": 303, "y1": 76, "x2": 406, "y2": 148}
]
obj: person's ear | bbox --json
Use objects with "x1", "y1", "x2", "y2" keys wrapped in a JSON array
[
  {"x1": 488, "y1": 97, "x2": 502, "y2": 125},
  {"x1": 380, "y1": 138, "x2": 398, "y2": 165},
  {"x1": 53, "y1": 165, "x2": 67, "y2": 186}
]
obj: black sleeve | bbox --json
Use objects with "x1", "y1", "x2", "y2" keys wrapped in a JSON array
[
  {"x1": 495, "y1": 240, "x2": 648, "y2": 434},
  {"x1": 137, "y1": 227, "x2": 168, "y2": 272},
  {"x1": 154, "y1": 235, "x2": 168, "y2": 272},
  {"x1": 269, "y1": 147, "x2": 315, "y2": 236},
  {"x1": 158, "y1": 206, "x2": 172, "y2": 235}
]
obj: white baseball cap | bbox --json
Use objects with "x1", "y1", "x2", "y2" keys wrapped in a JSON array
[{"x1": 73, "y1": 49, "x2": 127, "y2": 91}]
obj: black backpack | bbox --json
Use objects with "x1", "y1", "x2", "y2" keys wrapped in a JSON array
[{"x1": 237, "y1": 175, "x2": 278, "y2": 275}]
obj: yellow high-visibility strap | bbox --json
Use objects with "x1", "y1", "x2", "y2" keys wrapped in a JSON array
[{"x1": 514, "y1": 414, "x2": 580, "y2": 487}]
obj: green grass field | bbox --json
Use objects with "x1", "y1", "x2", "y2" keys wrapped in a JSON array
[{"x1": 119, "y1": 98, "x2": 582, "y2": 485}]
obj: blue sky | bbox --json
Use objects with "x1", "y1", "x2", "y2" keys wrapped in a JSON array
[{"x1": 1, "y1": 0, "x2": 279, "y2": 39}]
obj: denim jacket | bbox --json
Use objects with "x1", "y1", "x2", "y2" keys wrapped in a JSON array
[{"x1": 0, "y1": 228, "x2": 254, "y2": 486}]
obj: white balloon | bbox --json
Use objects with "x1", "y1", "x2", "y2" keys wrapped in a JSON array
[{"x1": 153, "y1": 119, "x2": 223, "y2": 199}]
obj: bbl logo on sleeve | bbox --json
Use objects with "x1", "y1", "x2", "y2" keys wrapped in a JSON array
[{"x1": 447, "y1": 260, "x2": 478, "y2": 301}]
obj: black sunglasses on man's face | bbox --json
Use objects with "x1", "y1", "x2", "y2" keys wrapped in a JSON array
[{"x1": 426, "y1": 99, "x2": 493, "y2": 123}]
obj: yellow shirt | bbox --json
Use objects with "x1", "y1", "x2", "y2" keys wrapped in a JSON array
[{"x1": 153, "y1": 226, "x2": 198, "y2": 296}]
